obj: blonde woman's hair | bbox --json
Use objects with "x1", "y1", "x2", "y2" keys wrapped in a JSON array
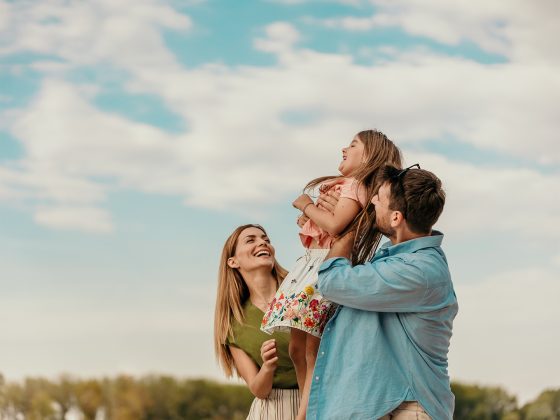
[
  {"x1": 213, "y1": 224, "x2": 288, "y2": 377},
  {"x1": 305, "y1": 130, "x2": 402, "y2": 264}
]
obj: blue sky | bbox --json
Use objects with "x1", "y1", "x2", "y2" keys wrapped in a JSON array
[{"x1": 1, "y1": 0, "x2": 559, "y2": 404}]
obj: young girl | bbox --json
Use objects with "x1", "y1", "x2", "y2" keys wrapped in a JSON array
[{"x1": 261, "y1": 129, "x2": 402, "y2": 419}]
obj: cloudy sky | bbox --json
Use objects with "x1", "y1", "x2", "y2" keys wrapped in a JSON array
[{"x1": 1, "y1": 0, "x2": 559, "y2": 404}]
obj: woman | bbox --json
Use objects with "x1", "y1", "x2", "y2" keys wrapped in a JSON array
[{"x1": 214, "y1": 224, "x2": 300, "y2": 419}]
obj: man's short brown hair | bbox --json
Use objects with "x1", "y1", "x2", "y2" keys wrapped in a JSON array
[{"x1": 379, "y1": 165, "x2": 446, "y2": 234}]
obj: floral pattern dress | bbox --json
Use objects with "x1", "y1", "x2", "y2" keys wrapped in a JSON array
[{"x1": 261, "y1": 248, "x2": 336, "y2": 337}]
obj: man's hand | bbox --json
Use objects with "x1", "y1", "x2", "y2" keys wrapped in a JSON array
[
  {"x1": 260, "y1": 339, "x2": 278, "y2": 373},
  {"x1": 317, "y1": 190, "x2": 340, "y2": 213},
  {"x1": 326, "y1": 231, "x2": 355, "y2": 260}
]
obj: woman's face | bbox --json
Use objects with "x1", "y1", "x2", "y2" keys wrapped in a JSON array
[{"x1": 229, "y1": 226, "x2": 276, "y2": 273}]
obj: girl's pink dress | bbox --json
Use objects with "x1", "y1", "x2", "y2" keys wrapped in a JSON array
[{"x1": 261, "y1": 177, "x2": 366, "y2": 337}]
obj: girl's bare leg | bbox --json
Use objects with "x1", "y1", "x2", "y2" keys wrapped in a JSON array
[
  {"x1": 289, "y1": 328, "x2": 307, "y2": 391},
  {"x1": 296, "y1": 333, "x2": 321, "y2": 420}
]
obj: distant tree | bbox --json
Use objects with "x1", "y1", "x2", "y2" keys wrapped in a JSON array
[
  {"x1": 48, "y1": 375, "x2": 75, "y2": 419},
  {"x1": 109, "y1": 375, "x2": 149, "y2": 420},
  {"x1": 75, "y1": 379, "x2": 103, "y2": 420},
  {"x1": 22, "y1": 378, "x2": 57, "y2": 420},
  {"x1": 28, "y1": 390, "x2": 56, "y2": 420},
  {"x1": 0, "y1": 380, "x2": 24, "y2": 419},
  {"x1": 140, "y1": 375, "x2": 184, "y2": 419},
  {"x1": 214, "y1": 382, "x2": 254, "y2": 419},
  {"x1": 7, "y1": 374, "x2": 555, "y2": 420},
  {"x1": 0, "y1": 375, "x2": 5, "y2": 413},
  {"x1": 186, "y1": 379, "x2": 253, "y2": 420},
  {"x1": 452, "y1": 382, "x2": 518, "y2": 420},
  {"x1": 521, "y1": 388, "x2": 560, "y2": 420}
]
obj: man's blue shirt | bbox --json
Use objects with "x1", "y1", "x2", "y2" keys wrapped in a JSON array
[{"x1": 307, "y1": 232, "x2": 458, "y2": 420}]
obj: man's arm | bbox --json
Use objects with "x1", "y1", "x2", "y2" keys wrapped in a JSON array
[{"x1": 317, "y1": 255, "x2": 450, "y2": 313}]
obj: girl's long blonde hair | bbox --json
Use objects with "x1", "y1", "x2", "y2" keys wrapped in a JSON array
[
  {"x1": 305, "y1": 130, "x2": 402, "y2": 264},
  {"x1": 213, "y1": 224, "x2": 288, "y2": 377}
]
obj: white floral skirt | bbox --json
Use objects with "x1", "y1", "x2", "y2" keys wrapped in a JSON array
[{"x1": 261, "y1": 248, "x2": 337, "y2": 338}]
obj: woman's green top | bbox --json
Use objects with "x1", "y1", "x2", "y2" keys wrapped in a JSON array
[{"x1": 227, "y1": 300, "x2": 298, "y2": 389}]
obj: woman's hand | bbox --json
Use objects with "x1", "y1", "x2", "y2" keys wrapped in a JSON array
[
  {"x1": 260, "y1": 339, "x2": 279, "y2": 373},
  {"x1": 292, "y1": 194, "x2": 313, "y2": 212}
]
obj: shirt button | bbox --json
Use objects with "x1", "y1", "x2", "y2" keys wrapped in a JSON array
[
  {"x1": 315, "y1": 376, "x2": 320, "y2": 381},
  {"x1": 321, "y1": 351, "x2": 325, "y2": 356}
]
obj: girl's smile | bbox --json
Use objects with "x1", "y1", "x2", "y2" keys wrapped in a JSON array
[{"x1": 338, "y1": 136, "x2": 365, "y2": 176}]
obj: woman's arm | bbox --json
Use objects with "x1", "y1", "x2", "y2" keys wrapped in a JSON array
[
  {"x1": 229, "y1": 339, "x2": 278, "y2": 399},
  {"x1": 293, "y1": 193, "x2": 360, "y2": 237}
]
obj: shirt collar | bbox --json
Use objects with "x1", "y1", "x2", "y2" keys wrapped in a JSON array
[{"x1": 376, "y1": 230, "x2": 444, "y2": 259}]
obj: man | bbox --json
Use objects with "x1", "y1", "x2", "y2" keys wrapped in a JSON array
[{"x1": 307, "y1": 165, "x2": 458, "y2": 420}]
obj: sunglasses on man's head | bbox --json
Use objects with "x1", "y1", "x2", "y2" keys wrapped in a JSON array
[
  {"x1": 385, "y1": 163, "x2": 420, "y2": 219},
  {"x1": 396, "y1": 163, "x2": 421, "y2": 179},
  {"x1": 383, "y1": 163, "x2": 420, "y2": 182}
]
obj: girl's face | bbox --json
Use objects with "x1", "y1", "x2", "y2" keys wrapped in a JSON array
[
  {"x1": 228, "y1": 227, "x2": 275, "y2": 274},
  {"x1": 339, "y1": 135, "x2": 365, "y2": 176}
]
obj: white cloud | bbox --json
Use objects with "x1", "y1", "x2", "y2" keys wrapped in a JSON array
[
  {"x1": 314, "y1": 0, "x2": 560, "y2": 64},
  {"x1": 451, "y1": 266, "x2": 560, "y2": 403},
  {"x1": 10, "y1": 80, "x2": 181, "y2": 178},
  {"x1": 3, "y1": 49, "x2": 560, "y2": 234},
  {"x1": 317, "y1": 14, "x2": 385, "y2": 31},
  {"x1": 0, "y1": 165, "x2": 107, "y2": 208},
  {"x1": 254, "y1": 22, "x2": 301, "y2": 56},
  {"x1": 0, "y1": 1, "x2": 10, "y2": 32},
  {"x1": 33, "y1": 205, "x2": 113, "y2": 233},
  {"x1": 125, "y1": 31, "x2": 560, "y2": 167},
  {"x1": 0, "y1": 0, "x2": 190, "y2": 72}
]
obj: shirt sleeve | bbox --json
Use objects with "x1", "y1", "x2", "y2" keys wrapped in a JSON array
[
  {"x1": 338, "y1": 178, "x2": 367, "y2": 207},
  {"x1": 317, "y1": 256, "x2": 449, "y2": 312},
  {"x1": 225, "y1": 335, "x2": 238, "y2": 348}
]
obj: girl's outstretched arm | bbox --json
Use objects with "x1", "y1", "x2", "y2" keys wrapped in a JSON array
[
  {"x1": 293, "y1": 193, "x2": 360, "y2": 237},
  {"x1": 296, "y1": 190, "x2": 341, "y2": 228}
]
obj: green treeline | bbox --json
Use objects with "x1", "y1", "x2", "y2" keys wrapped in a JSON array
[{"x1": 0, "y1": 373, "x2": 558, "y2": 419}]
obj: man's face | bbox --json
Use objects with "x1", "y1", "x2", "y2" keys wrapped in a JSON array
[{"x1": 371, "y1": 182, "x2": 396, "y2": 238}]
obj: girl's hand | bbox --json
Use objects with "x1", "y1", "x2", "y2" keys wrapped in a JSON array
[
  {"x1": 297, "y1": 214, "x2": 309, "y2": 227},
  {"x1": 260, "y1": 339, "x2": 279, "y2": 373},
  {"x1": 292, "y1": 194, "x2": 313, "y2": 211}
]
